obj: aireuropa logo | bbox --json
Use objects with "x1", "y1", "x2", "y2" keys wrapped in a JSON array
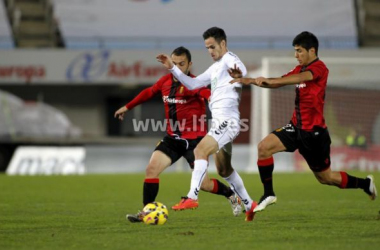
[
  {"x1": 66, "y1": 51, "x2": 110, "y2": 82},
  {"x1": 66, "y1": 51, "x2": 167, "y2": 82},
  {"x1": 0, "y1": 65, "x2": 45, "y2": 82}
]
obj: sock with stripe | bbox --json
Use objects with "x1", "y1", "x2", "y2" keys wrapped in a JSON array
[
  {"x1": 258, "y1": 157, "x2": 275, "y2": 196},
  {"x1": 210, "y1": 178, "x2": 234, "y2": 198},
  {"x1": 187, "y1": 159, "x2": 208, "y2": 200},
  {"x1": 339, "y1": 172, "x2": 367, "y2": 189},
  {"x1": 223, "y1": 170, "x2": 253, "y2": 211},
  {"x1": 143, "y1": 178, "x2": 159, "y2": 206}
]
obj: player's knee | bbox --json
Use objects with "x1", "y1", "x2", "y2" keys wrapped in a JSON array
[
  {"x1": 316, "y1": 175, "x2": 333, "y2": 185},
  {"x1": 258, "y1": 141, "x2": 271, "y2": 158},
  {"x1": 217, "y1": 167, "x2": 233, "y2": 178},
  {"x1": 194, "y1": 146, "x2": 206, "y2": 159},
  {"x1": 145, "y1": 162, "x2": 160, "y2": 178},
  {"x1": 217, "y1": 168, "x2": 228, "y2": 177}
]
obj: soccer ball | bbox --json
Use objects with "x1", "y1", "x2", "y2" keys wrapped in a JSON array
[
  {"x1": 142, "y1": 202, "x2": 169, "y2": 225},
  {"x1": 143, "y1": 210, "x2": 168, "y2": 225},
  {"x1": 142, "y1": 202, "x2": 169, "y2": 215}
]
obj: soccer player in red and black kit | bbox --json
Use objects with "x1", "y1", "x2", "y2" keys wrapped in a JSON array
[
  {"x1": 229, "y1": 31, "x2": 377, "y2": 213},
  {"x1": 114, "y1": 47, "x2": 242, "y2": 222}
]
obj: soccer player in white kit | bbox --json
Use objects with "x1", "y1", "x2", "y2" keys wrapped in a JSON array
[{"x1": 157, "y1": 27, "x2": 258, "y2": 221}]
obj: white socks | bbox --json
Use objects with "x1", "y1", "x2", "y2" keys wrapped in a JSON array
[
  {"x1": 187, "y1": 159, "x2": 208, "y2": 200},
  {"x1": 224, "y1": 170, "x2": 253, "y2": 211}
]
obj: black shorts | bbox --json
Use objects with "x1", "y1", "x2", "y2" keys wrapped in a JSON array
[
  {"x1": 272, "y1": 122, "x2": 331, "y2": 172},
  {"x1": 154, "y1": 135, "x2": 203, "y2": 169}
]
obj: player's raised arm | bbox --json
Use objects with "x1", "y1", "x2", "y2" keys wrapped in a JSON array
[
  {"x1": 157, "y1": 54, "x2": 210, "y2": 90},
  {"x1": 156, "y1": 54, "x2": 174, "y2": 69}
]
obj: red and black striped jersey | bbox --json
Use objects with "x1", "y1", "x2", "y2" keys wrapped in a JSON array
[
  {"x1": 283, "y1": 59, "x2": 329, "y2": 131},
  {"x1": 126, "y1": 73, "x2": 210, "y2": 139}
]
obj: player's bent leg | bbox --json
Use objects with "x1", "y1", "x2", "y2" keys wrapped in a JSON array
[
  {"x1": 255, "y1": 134, "x2": 285, "y2": 212},
  {"x1": 257, "y1": 134, "x2": 286, "y2": 159},
  {"x1": 173, "y1": 136, "x2": 219, "y2": 211},
  {"x1": 193, "y1": 135, "x2": 219, "y2": 160},
  {"x1": 313, "y1": 168, "x2": 377, "y2": 200},
  {"x1": 127, "y1": 151, "x2": 172, "y2": 223},
  {"x1": 143, "y1": 150, "x2": 172, "y2": 205},
  {"x1": 214, "y1": 144, "x2": 234, "y2": 178},
  {"x1": 199, "y1": 172, "x2": 214, "y2": 192},
  {"x1": 145, "y1": 150, "x2": 172, "y2": 179},
  {"x1": 213, "y1": 147, "x2": 243, "y2": 216},
  {"x1": 313, "y1": 168, "x2": 341, "y2": 186},
  {"x1": 214, "y1": 146, "x2": 253, "y2": 218},
  {"x1": 200, "y1": 169, "x2": 242, "y2": 216}
]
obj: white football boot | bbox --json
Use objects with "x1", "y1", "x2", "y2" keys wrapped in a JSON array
[
  {"x1": 366, "y1": 175, "x2": 377, "y2": 200},
  {"x1": 228, "y1": 193, "x2": 243, "y2": 216},
  {"x1": 254, "y1": 195, "x2": 277, "y2": 212}
]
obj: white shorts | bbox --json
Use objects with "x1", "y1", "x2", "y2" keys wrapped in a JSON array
[{"x1": 207, "y1": 117, "x2": 240, "y2": 153}]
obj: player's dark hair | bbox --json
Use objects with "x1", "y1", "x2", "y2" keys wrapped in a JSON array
[
  {"x1": 171, "y1": 46, "x2": 192, "y2": 62},
  {"x1": 292, "y1": 31, "x2": 319, "y2": 56},
  {"x1": 203, "y1": 27, "x2": 227, "y2": 45}
]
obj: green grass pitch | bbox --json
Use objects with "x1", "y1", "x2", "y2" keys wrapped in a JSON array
[{"x1": 1, "y1": 172, "x2": 379, "y2": 250}]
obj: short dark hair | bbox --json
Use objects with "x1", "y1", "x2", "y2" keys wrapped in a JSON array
[
  {"x1": 203, "y1": 27, "x2": 227, "y2": 44},
  {"x1": 292, "y1": 31, "x2": 319, "y2": 56},
  {"x1": 171, "y1": 46, "x2": 191, "y2": 62}
]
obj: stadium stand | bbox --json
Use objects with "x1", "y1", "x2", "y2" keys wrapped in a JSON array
[
  {"x1": 0, "y1": 1, "x2": 14, "y2": 48},
  {"x1": 357, "y1": 0, "x2": 380, "y2": 46},
  {"x1": 3, "y1": 0, "x2": 63, "y2": 48}
]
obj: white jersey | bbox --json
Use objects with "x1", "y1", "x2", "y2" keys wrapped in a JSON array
[{"x1": 169, "y1": 51, "x2": 247, "y2": 120}]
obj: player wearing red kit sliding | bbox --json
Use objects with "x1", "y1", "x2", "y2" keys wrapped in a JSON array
[
  {"x1": 115, "y1": 46, "x2": 242, "y2": 223},
  {"x1": 229, "y1": 31, "x2": 377, "y2": 213}
]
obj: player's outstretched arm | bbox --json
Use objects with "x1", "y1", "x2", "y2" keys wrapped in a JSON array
[
  {"x1": 229, "y1": 77, "x2": 256, "y2": 86},
  {"x1": 114, "y1": 87, "x2": 157, "y2": 121},
  {"x1": 157, "y1": 54, "x2": 210, "y2": 90},
  {"x1": 253, "y1": 71, "x2": 313, "y2": 88},
  {"x1": 114, "y1": 106, "x2": 128, "y2": 121}
]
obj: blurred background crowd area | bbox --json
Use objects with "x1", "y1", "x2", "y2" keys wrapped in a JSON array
[{"x1": 0, "y1": 0, "x2": 379, "y2": 174}]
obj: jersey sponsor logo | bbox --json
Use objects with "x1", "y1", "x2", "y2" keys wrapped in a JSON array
[
  {"x1": 296, "y1": 83, "x2": 307, "y2": 88},
  {"x1": 162, "y1": 95, "x2": 187, "y2": 104}
]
